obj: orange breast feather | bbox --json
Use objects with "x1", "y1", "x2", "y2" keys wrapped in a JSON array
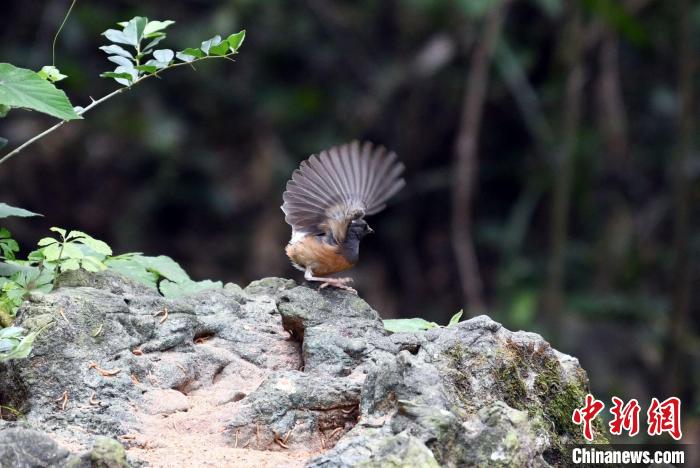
[{"x1": 286, "y1": 235, "x2": 354, "y2": 276}]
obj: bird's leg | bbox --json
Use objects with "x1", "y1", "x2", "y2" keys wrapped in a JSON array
[{"x1": 304, "y1": 268, "x2": 357, "y2": 294}]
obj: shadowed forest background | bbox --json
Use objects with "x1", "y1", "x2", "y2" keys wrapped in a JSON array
[{"x1": 0, "y1": 0, "x2": 698, "y2": 443}]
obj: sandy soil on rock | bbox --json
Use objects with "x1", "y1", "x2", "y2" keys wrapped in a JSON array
[
  {"x1": 128, "y1": 435, "x2": 315, "y2": 468},
  {"x1": 124, "y1": 341, "x2": 321, "y2": 467}
]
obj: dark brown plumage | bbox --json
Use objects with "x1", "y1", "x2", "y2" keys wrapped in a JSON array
[{"x1": 281, "y1": 141, "x2": 405, "y2": 292}]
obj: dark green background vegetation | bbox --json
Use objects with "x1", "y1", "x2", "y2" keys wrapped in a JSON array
[{"x1": 0, "y1": 0, "x2": 697, "y2": 445}]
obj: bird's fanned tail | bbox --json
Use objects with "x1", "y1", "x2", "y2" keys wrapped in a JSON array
[{"x1": 281, "y1": 141, "x2": 405, "y2": 241}]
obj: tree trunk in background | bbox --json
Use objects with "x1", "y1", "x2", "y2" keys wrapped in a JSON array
[
  {"x1": 542, "y1": 3, "x2": 584, "y2": 327},
  {"x1": 597, "y1": 33, "x2": 628, "y2": 170},
  {"x1": 665, "y1": 0, "x2": 694, "y2": 398},
  {"x1": 451, "y1": 3, "x2": 509, "y2": 316},
  {"x1": 593, "y1": 30, "x2": 631, "y2": 293}
]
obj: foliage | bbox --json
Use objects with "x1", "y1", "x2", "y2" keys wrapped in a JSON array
[
  {"x1": 0, "y1": 203, "x2": 41, "y2": 219},
  {"x1": 0, "y1": 326, "x2": 40, "y2": 362},
  {"x1": 0, "y1": 221, "x2": 224, "y2": 360},
  {"x1": 1, "y1": 226, "x2": 222, "y2": 314},
  {"x1": 101, "y1": 18, "x2": 243, "y2": 83},
  {"x1": 0, "y1": 14, "x2": 245, "y2": 165},
  {"x1": 104, "y1": 253, "x2": 223, "y2": 297},
  {"x1": 34, "y1": 228, "x2": 112, "y2": 277},
  {"x1": 0, "y1": 228, "x2": 19, "y2": 261},
  {"x1": 99, "y1": 17, "x2": 245, "y2": 86},
  {"x1": 0, "y1": 269, "x2": 52, "y2": 317},
  {"x1": 0, "y1": 8, "x2": 245, "y2": 362},
  {"x1": 37, "y1": 65, "x2": 67, "y2": 83},
  {"x1": 0, "y1": 9, "x2": 239, "y2": 363},
  {"x1": 383, "y1": 310, "x2": 462, "y2": 333},
  {"x1": 0, "y1": 63, "x2": 80, "y2": 121}
]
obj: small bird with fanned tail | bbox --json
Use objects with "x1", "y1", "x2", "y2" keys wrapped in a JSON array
[{"x1": 281, "y1": 141, "x2": 405, "y2": 293}]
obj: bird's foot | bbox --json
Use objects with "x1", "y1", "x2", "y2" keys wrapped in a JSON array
[{"x1": 319, "y1": 277, "x2": 357, "y2": 294}]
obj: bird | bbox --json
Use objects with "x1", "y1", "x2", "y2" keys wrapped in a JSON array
[{"x1": 281, "y1": 140, "x2": 406, "y2": 293}]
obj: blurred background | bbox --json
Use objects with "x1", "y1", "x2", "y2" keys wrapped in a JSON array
[{"x1": 0, "y1": 0, "x2": 697, "y2": 446}]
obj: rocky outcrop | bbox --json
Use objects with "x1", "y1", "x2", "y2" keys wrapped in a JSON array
[{"x1": 0, "y1": 271, "x2": 601, "y2": 467}]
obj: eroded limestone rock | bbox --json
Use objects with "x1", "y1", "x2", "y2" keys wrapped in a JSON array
[{"x1": 0, "y1": 271, "x2": 599, "y2": 467}]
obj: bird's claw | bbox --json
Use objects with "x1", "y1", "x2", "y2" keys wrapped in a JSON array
[{"x1": 319, "y1": 277, "x2": 357, "y2": 294}]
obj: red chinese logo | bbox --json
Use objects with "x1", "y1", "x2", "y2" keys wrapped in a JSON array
[
  {"x1": 572, "y1": 395, "x2": 683, "y2": 441},
  {"x1": 609, "y1": 397, "x2": 640, "y2": 436},
  {"x1": 572, "y1": 393, "x2": 605, "y2": 441},
  {"x1": 647, "y1": 397, "x2": 682, "y2": 440}
]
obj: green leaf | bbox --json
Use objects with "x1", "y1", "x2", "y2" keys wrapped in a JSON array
[
  {"x1": 0, "y1": 63, "x2": 81, "y2": 121},
  {"x1": 70, "y1": 231, "x2": 112, "y2": 256},
  {"x1": 135, "y1": 255, "x2": 189, "y2": 283},
  {"x1": 144, "y1": 20, "x2": 175, "y2": 37},
  {"x1": 104, "y1": 256, "x2": 158, "y2": 289},
  {"x1": 40, "y1": 243, "x2": 62, "y2": 261},
  {"x1": 26, "y1": 249, "x2": 45, "y2": 264},
  {"x1": 102, "y1": 29, "x2": 132, "y2": 46},
  {"x1": 4, "y1": 268, "x2": 53, "y2": 305},
  {"x1": 60, "y1": 243, "x2": 84, "y2": 260},
  {"x1": 99, "y1": 71, "x2": 135, "y2": 83},
  {"x1": 101, "y1": 66, "x2": 138, "y2": 86},
  {"x1": 143, "y1": 36, "x2": 166, "y2": 53},
  {"x1": 153, "y1": 49, "x2": 174, "y2": 63},
  {"x1": 160, "y1": 279, "x2": 223, "y2": 298},
  {"x1": 36, "y1": 237, "x2": 57, "y2": 247},
  {"x1": 0, "y1": 104, "x2": 9, "y2": 117},
  {"x1": 0, "y1": 203, "x2": 41, "y2": 219},
  {"x1": 123, "y1": 16, "x2": 149, "y2": 46},
  {"x1": 80, "y1": 256, "x2": 106, "y2": 272},
  {"x1": 107, "y1": 55, "x2": 134, "y2": 68},
  {"x1": 0, "y1": 326, "x2": 23, "y2": 339},
  {"x1": 135, "y1": 65, "x2": 158, "y2": 74},
  {"x1": 208, "y1": 41, "x2": 230, "y2": 56},
  {"x1": 144, "y1": 59, "x2": 169, "y2": 70},
  {"x1": 176, "y1": 48, "x2": 204, "y2": 63},
  {"x1": 99, "y1": 44, "x2": 133, "y2": 59},
  {"x1": 0, "y1": 262, "x2": 32, "y2": 277},
  {"x1": 37, "y1": 66, "x2": 67, "y2": 83},
  {"x1": 200, "y1": 35, "x2": 222, "y2": 54},
  {"x1": 60, "y1": 258, "x2": 81, "y2": 271},
  {"x1": 448, "y1": 310, "x2": 463, "y2": 327},
  {"x1": 0, "y1": 137, "x2": 7, "y2": 150},
  {"x1": 0, "y1": 228, "x2": 19, "y2": 260},
  {"x1": 49, "y1": 227, "x2": 66, "y2": 237},
  {"x1": 383, "y1": 318, "x2": 440, "y2": 333},
  {"x1": 0, "y1": 326, "x2": 41, "y2": 362},
  {"x1": 227, "y1": 30, "x2": 246, "y2": 52}
]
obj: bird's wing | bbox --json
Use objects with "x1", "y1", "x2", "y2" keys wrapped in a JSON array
[{"x1": 281, "y1": 140, "x2": 405, "y2": 242}]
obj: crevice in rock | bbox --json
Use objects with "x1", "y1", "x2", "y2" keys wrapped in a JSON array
[
  {"x1": 211, "y1": 364, "x2": 226, "y2": 384},
  {"x1": 193, "y1": 331, "x2": 215, "y2": 344}
]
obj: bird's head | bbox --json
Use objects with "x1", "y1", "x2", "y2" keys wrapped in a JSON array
[{"x1": 346, "y1": 218, "x2": 374, "y2": 241}]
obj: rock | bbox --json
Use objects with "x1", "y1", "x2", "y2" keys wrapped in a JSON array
[
  {"x1": 0, "y1": 272, "x2": 601, "y2": 467},
  {"x1": 0, "y1": 427, "x2": 70, "y2": 467},
  {"x1": 0, "y1": 428, "x2": 127, "y2": 468},
  {"x1": 88, "y1": 437, "x2": 129, "y2": 468}
]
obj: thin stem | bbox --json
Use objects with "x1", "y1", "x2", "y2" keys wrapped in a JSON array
[
  {"x1": 52, "y1": 236, "x2": 67, "y2": 288},
  {"x1": 0, "y1": 54, "x2": 235, "y2": 166},
  {"x1": 52, "y1": 0, "x2": 78, "y2": 67}
]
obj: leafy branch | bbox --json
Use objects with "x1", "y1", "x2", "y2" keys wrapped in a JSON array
[{"x1": 0, "y1": 16, "x2": 245, "y2": 166}]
